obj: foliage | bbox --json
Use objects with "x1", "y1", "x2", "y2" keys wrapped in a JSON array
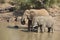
[
  {"x1": 9, "y1": 0, "x2": 60, "y2": 9},
  {"x1": 0, "y1": 0, "x2": 5, "y2": 4}
]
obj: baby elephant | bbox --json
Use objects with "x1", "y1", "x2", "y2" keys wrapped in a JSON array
[{"x1": 32, "y1": 16, "x2": 54, "y2": 33}]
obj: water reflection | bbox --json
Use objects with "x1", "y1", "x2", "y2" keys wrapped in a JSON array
[
  {"x1": 0, "y1": 27, "x2": 60, "y2": 40},
  {"x1": 0, "y1": 22, "x2": 60, "y2": 40},
  {"x1": 23, "y1": 32, "x2": 53, "y2": 40}
]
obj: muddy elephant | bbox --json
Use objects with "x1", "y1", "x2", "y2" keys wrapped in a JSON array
[
  {"x1": 21, "y1": 9, "x2": 49, "y2": 31},
  {"x1": 32, "y1": 16, "x2": 54, "y2": 33}
]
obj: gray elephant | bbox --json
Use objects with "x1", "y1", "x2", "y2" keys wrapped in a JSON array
[
  {"x1": 32, "y1": 16, "x2": 54, "y2": 33},
  {"x1": 21, "y1": 9, "x2": 49, "y2": 31}
]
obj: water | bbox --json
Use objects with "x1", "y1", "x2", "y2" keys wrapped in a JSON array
[
  {"x1": 0, "y1": 15, "x2": 60, "y2": 40},
  {"x1": 0, "y1": 24, "x2": 60, "y2": 40}
]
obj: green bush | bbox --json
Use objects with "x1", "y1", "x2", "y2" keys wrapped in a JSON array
[
  {"x1": 0, "y1": 0, "x2": 5, "y2": 4},
  {"x1": 10, "y1": 0, "x2": 60, "y2": 9}
]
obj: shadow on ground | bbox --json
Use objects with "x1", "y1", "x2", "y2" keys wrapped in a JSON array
[
  {"x1": 7, "y1": 25, "x2": 33, "y2": 32},
  {"x1": 7, "y1": 25, "x2": 28, "y2": 29}
]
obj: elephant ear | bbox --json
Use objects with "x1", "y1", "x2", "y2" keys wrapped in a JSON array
[{"x1": 21, "y1": 19, "x2": 25, "y2": 25}]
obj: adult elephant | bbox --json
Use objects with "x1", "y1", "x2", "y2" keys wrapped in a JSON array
[{"x1": 21, "y1": 9, "x2": 49, "y2": 31}]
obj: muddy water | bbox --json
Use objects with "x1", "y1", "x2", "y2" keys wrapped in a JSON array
[
  {"x1": 0, "y1": 15, "x2": 60, "y2": 40},
  {"x1": 0, "y1": 27, "x2": 60, "y2": 40}
]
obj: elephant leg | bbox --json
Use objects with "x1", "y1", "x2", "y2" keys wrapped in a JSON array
[
  {"x1": 42, "y1": 24, "x2": 46, "y2": 32},
  {"x1": 51, "y1": 27, "x2": 53, "y2": 33},
  {"x1": 30, "y1": 26, "x2": 33, "y2": 31},
  {"x1": 28, "y1": 20, "x2": 30, "y2": 31},
  {"x1": 40, "y1": 25, "x2": 43, "y2": 33},
  {"x1": 28, "y1": 25, "x2": 33, "y2": 31},
  {"x1": 28, "y1": 24, "x2": 31, "y2": 31},
  {"x1": 28, "y1": 23, "x2": 31, "y2": 31},
  {"x1": 37, "y1": 25, "x2": 43, "y2": 33},
  {"x1": 51, "y1": 25, "x2": 54, "y2": 33},
  {"x1": 28, "y1": 20, "x2": 32, "y2": 31},
  {"x1": 48, "y1": 27, "x2": 51, "y2": 33},
  {"x1": 37, "y1": 26, "x2": 40, "y2": 33}
]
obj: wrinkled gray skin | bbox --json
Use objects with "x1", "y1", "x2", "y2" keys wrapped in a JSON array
[
  {"x1": 21, "y1": 9, "x2": 49, "y2": 31},
  {"x1": 32, "y1": 16, "x2": 54, "y2": 33}
]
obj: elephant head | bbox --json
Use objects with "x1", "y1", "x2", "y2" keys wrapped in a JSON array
[{"x1": 21, "y1": 10, "x2": 32, "y2": 25}]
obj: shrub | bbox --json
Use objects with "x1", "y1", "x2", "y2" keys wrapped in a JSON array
[
  {"x1": 0, "y1": 0, "x2": 5, "y2": 4},
  {"x1": 9, "y1": 0, "x2": 60, "y2": 9}
]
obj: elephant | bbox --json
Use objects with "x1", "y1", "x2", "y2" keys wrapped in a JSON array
[
  {"x1": 21, "y1": 9, "x2": 49, "y2": 31},
  {"x1": 32, "y1": 16, "x2": 54, "y2": 33}
]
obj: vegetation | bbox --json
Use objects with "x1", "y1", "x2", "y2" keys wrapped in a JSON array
[
  {"x1": 0, "y1": 0, "x2": 5, "y2": 4},
  {"x1": 9, "y1": 0, "x2": 60, "y2": 10}
]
